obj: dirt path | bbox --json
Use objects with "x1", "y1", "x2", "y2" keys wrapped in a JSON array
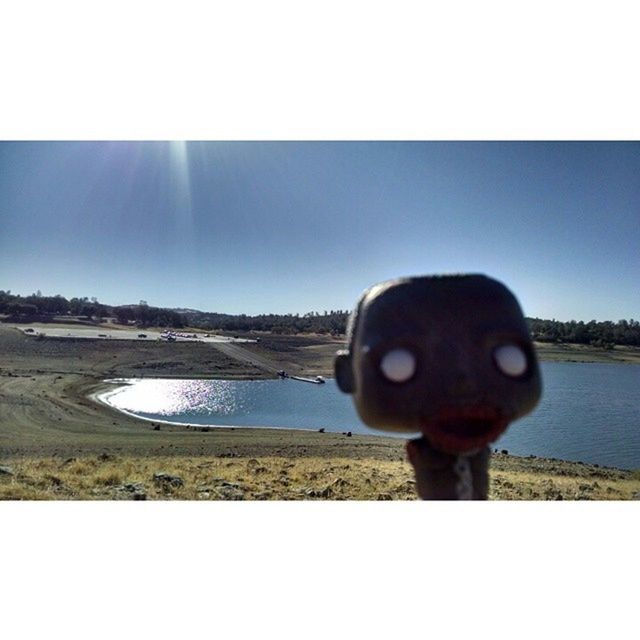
[{"x1": 209, "y1": 341, "x2": 284, "y2": 374}]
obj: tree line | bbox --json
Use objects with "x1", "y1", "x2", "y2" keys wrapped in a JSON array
[
  {"x1": 527, "y1": 317, "x2": 640, "y2": 347},
  {"x1": 1, "y1": 289, "x2": 639, "y2": 346},
  {"x1": 180, "y1": 309, "x2": 349, "y2": 335},
  {"x1": 0, "y1": 290, "x2": 184, "y2": 329}
]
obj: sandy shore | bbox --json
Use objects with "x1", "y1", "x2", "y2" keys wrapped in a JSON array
[{"x1": 1, "y1": 324, "x2": 639, "y2": 500}]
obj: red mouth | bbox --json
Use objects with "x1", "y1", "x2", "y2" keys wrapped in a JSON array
[{"x1": 421, "y1": 406, "x2": 509, "y2": 454}]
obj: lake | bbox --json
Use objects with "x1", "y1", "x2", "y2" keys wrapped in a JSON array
[{"x1": 99, "y1": 362, "x2": 640, "y2": 469}]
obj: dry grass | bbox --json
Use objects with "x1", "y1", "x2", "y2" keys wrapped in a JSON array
[
  {"x1": 0, "y1": 455, "x2": 416, "y2": 501},
  {"x1": 534, "y1": 342, "x2": 640, "y2": 365},
  {"x1": 1, "y1": 454, "x2": 638, "y2": 501},
  {"x1": 489, "y1": 470, "x2": 637, "y2": 500}
]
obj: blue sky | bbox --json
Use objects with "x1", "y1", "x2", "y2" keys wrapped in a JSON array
[{"x1": 1, "y1": 141, "x2": 638, "y2": 321}]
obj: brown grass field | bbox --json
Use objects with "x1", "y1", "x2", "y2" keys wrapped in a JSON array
[{"x1": 2, "y1": 452, "x2": 639, "y2": 501}]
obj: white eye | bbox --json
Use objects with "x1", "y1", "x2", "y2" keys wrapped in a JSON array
[
  {"x1": 494, "y1": 344, "x2": 528, "y2": 377},
  {"x1": 379, "y1": 348, "x2": 416, "y2": 383}
]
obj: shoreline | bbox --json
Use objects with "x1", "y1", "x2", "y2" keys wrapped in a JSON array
[{"x1": 92, "y1": 378, "x2": 330, "y2": 435}]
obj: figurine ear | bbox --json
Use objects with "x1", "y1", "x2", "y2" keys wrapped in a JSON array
[{"x1": 334, "y1": 350, "x2": 355, "y2": 393}]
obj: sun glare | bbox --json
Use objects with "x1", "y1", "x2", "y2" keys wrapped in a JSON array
[{"x1": 169, "y1": 140, "x2": 193, "y2": 221}]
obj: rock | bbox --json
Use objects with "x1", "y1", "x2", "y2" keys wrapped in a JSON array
[
  {"x1": 0, "y1": 465, "x2": 14, "y2": 476},
  {"x1": 318, "y1": 428, "x2": 325, "y2": 433},
  {"x1": 202, "y1": 480, "x2": 246, "y2": 500},
  {"x1": 501, "y1": 449, "x2": 509, "y2": 455},
  {"x1": 98, "y1": 453, "x2": 114, "y2": 462},
  {"x1": 219, "y1": 481, "x2": 242, "y2": 489},
  {"x1": 153, "y1": 472, "x2": 184, "y2": 488},
  {"x1": 153, "y1": 425, "x2": 160, "y2": 431},
  {"x1": 123, "y1": 482, "x2": 145, "y2": 492},
  {"x1": 115, "y1": 482, "x2": 146, "y2": 500},
  {"x1": 346, "y1": 431, "x2": 352, "y2": 437},
  {"x1": 215, "y1": 485, "x2": 245, "y2": 500},
  {"x1": 255, "y1": 466, "x2": 268, "y2": 474},
  {"x1": 304, "y1": 486, "x2": 333, "y2": 498},
  {"x1": 632, "y1": 491, "x2": 640, "y2": 500}
]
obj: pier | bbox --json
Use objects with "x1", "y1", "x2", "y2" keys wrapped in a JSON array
[
  {"x1": 278, "y1": 370, "x2": 325, "y2": 384},
  {"x1": 289, "y1": 375, "x2": 325, "y2": 385}
]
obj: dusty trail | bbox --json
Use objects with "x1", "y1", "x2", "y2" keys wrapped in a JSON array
[{"x1": 208, "y1": 341, "x2": 283, "y2": 374}]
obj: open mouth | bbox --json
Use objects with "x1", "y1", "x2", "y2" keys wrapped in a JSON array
[{"x1": 421, "y1": 406, "x2": 509, "y2": 454}]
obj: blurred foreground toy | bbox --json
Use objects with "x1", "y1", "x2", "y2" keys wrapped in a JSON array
[{"x1": 335, "y1": 274, "x2": 542, "y2": 499}]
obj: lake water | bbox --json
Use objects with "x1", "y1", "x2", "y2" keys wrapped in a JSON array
[{"x1": 100, "y1": 362, "x2": 640, "y2": 469}]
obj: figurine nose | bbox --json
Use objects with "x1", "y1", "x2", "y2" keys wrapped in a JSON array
[{"x1": 449, "y1": 374, "x2": 477, "y2": 398}]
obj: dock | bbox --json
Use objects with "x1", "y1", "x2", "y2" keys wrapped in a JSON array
[
  {"x1": 289, "y1": 375, "x2": 325, "y2": 384},
  {"x1": 278, "y1": 371, "x2": 325, "y2": 384}
]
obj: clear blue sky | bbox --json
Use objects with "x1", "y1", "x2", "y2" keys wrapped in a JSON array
[{"x1": 1, "y1": 141, "x2": 638, "y2": 321}]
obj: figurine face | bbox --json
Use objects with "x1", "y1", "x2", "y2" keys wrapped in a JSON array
[{"x1": 335, "y1": 275, "x2": 542, "y2": 454}]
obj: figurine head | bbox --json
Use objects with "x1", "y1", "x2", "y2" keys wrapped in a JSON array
[{"x1": 335, "y1": 274, "x2": 542, "y2": 454}]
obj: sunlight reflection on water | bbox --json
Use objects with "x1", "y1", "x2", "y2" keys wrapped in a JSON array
[{"x1": 106, "y1": 379, "x2": 245, "y2": 416}]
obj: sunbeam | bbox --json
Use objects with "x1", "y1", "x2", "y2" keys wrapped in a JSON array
[{"x1": 169, "y1": 140, "x2": 193, "y2": 223}]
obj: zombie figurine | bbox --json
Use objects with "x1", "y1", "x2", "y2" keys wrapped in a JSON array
[{"x1": 335, "y1": 274, "x2": 542, "y2": 500}]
